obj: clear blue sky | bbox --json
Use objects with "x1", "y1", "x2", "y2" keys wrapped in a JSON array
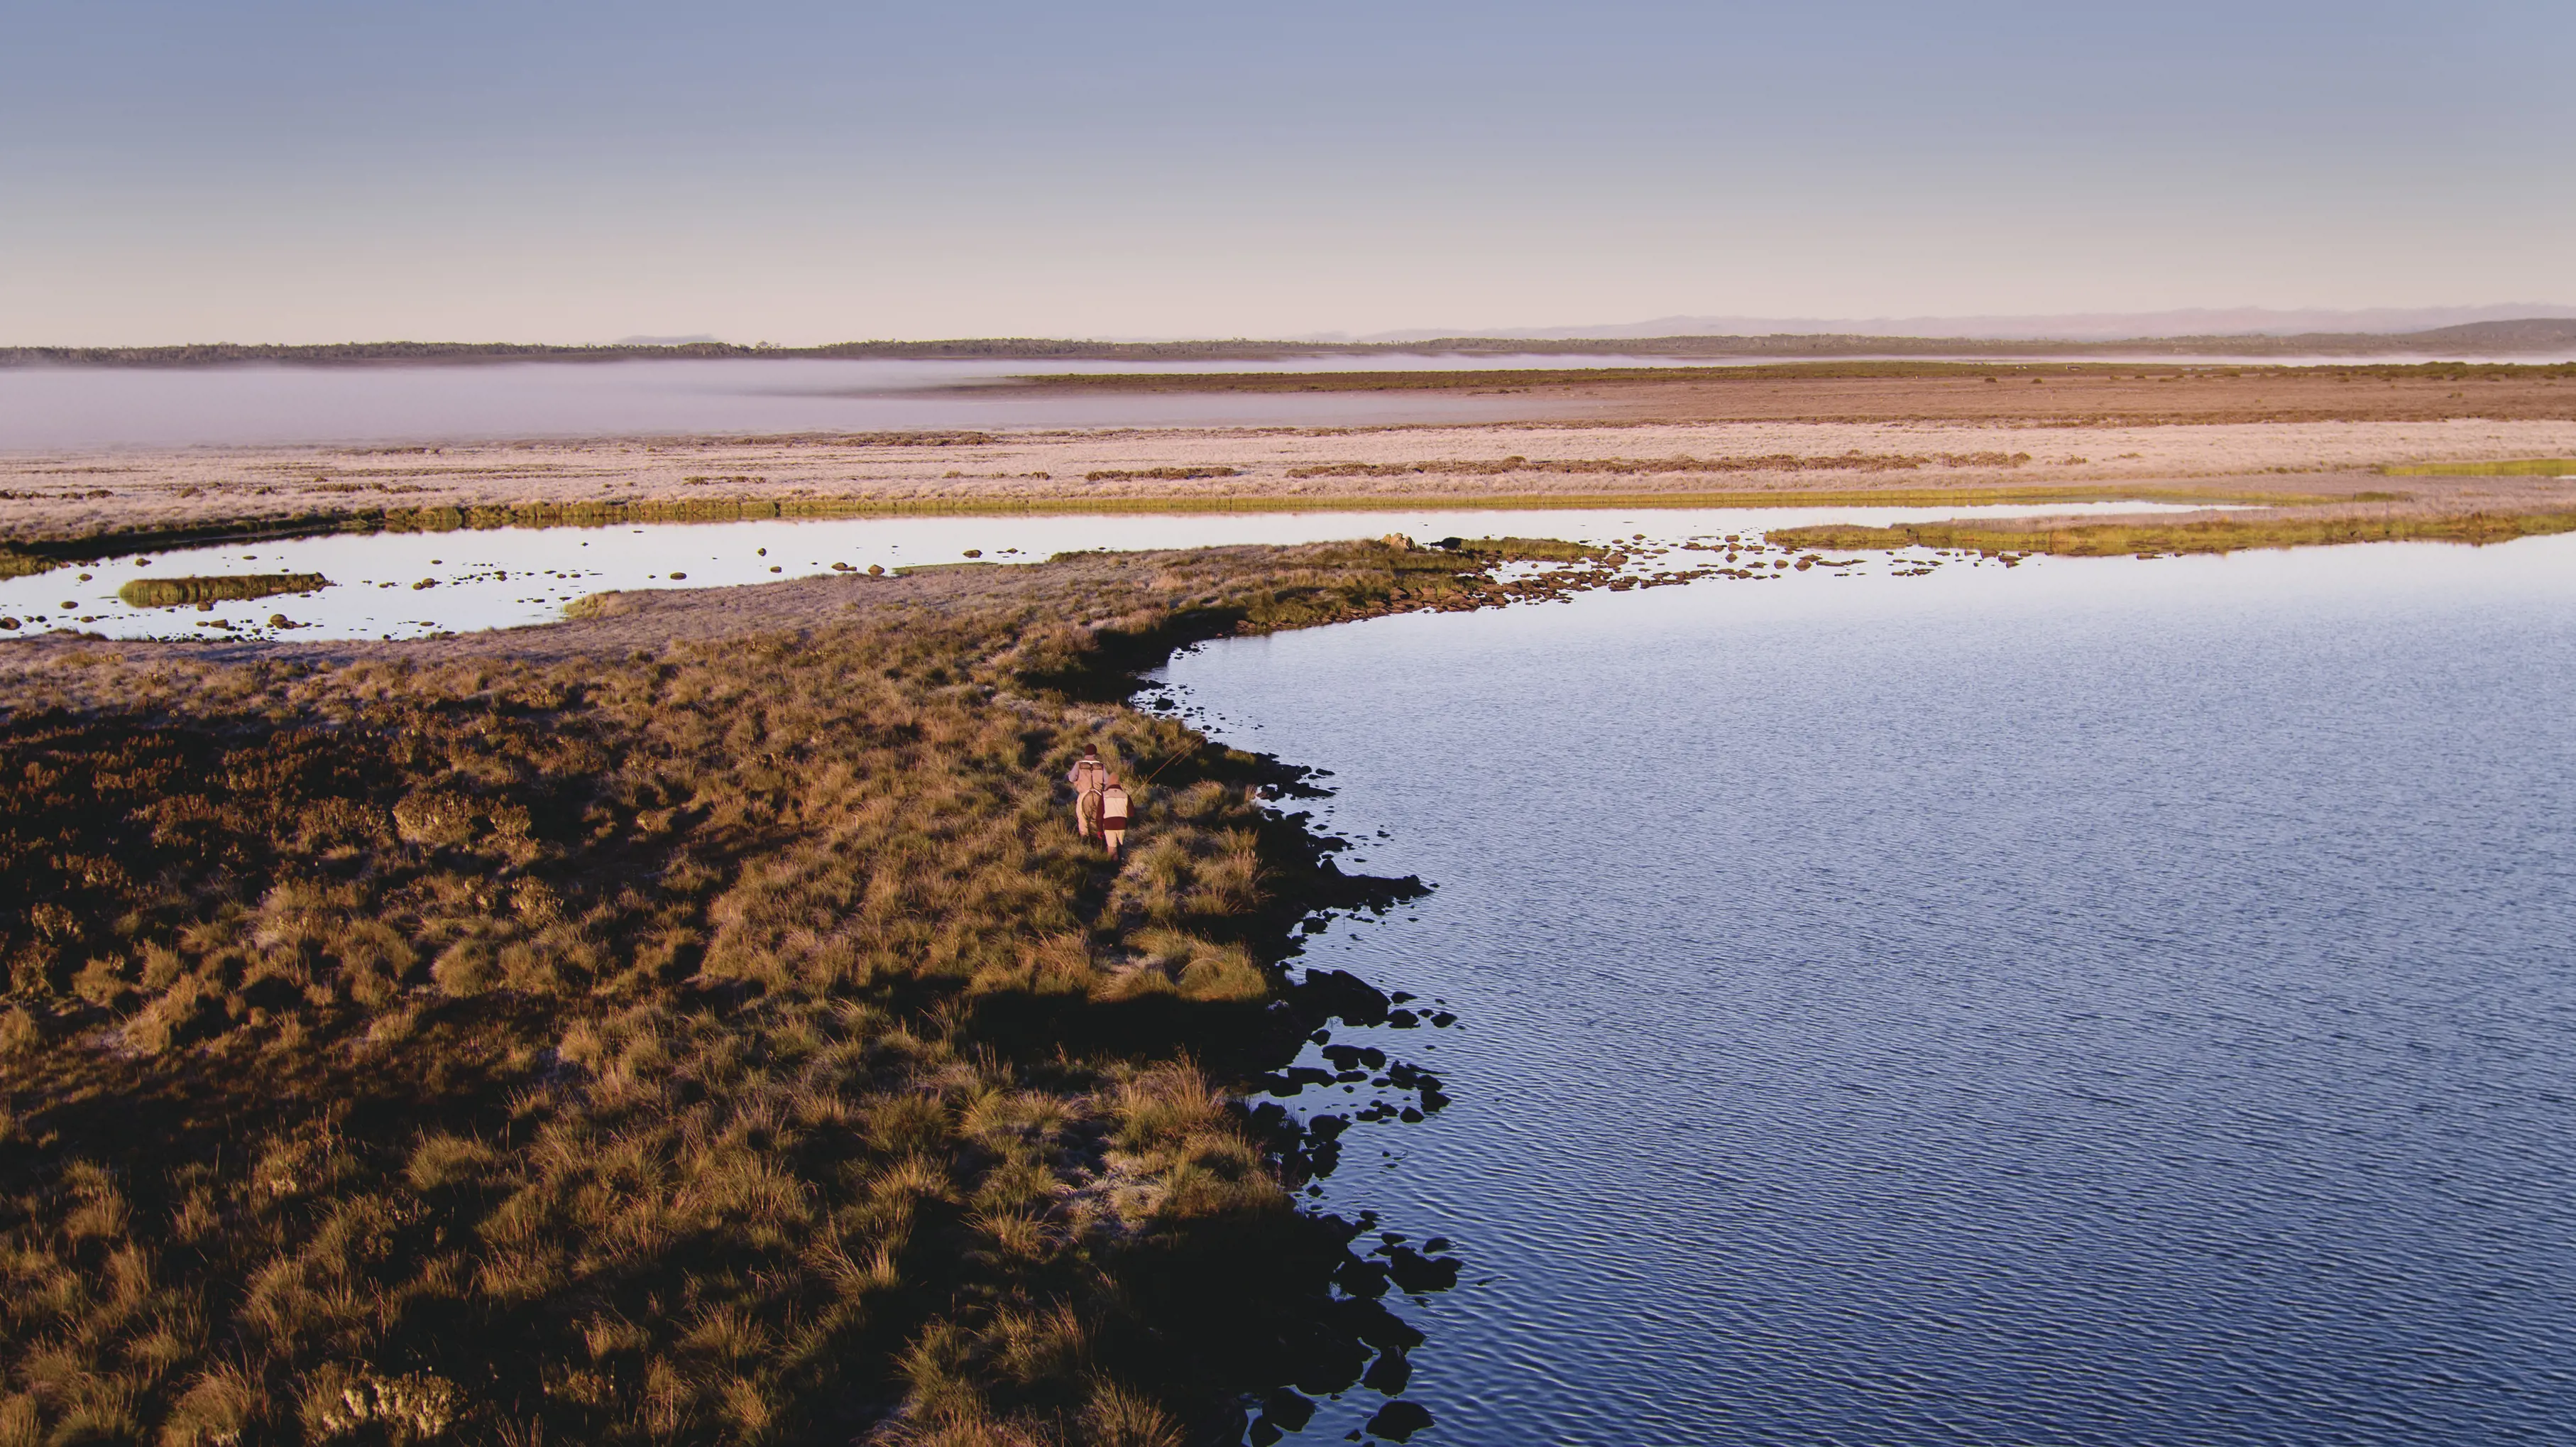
[{"x1": 4, "y1": 1, "x2": 2568, "y2": 343}]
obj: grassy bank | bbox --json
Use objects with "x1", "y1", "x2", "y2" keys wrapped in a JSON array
[
  {"x1": 1767, "y1": 509, "x2": 2576, "y2": 557},
  {"x1": 1002, "y1": 359, "x2": 2576, "y2": 393},
  {"x1": 0, "y1": 539, "x2": 1593, "y2": 1446},
  {"x1": 0, "y1": 485, "x2": 2330, "y2": 573}
]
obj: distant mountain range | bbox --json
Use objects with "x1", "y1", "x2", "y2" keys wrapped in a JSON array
[
  {"x1": 1356, "y1": 305, "x2": 2576, "y2": 343},
  {"x1": 8, "y1": 315, "x2": 2576, "y2": 367}
]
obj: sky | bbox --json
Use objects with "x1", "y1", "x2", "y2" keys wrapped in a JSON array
[{"x1": 4, "y1": 1, "x2": 2571, "y2": 344}]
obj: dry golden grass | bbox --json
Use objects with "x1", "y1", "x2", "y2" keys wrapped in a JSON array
[
  {"x1": 0, "y1": 540, "x2": 1533, "y2": 1446},
  {"x1": 1768, "y1": 508, "x2": 2576, "y2": 557}
]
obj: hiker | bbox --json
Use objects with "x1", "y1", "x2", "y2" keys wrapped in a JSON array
[
  {"x1": 1068, "y1": 747, "x2": 1110, "y2": 839},
  {"x1": 1097, "y1": 780, "x2": 1131, "y2": 858}
]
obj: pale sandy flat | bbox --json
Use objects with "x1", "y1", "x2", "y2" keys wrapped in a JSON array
[{"x1": 7, "y1": 417, "x2": 2575, "y2": 543}]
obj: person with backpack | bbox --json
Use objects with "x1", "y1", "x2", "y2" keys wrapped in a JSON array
[
  {"x1": 1097, "y1": 780, "x2": 1131, "y2": 858},
  {"x1": 1068, "y1": 746, "x2": 1110, "y2": 840}
]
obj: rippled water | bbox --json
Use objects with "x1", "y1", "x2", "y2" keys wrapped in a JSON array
[
  {"x1": 1163, "y1": 537, "x2": 2576, "y2": 1446},
  {"x1": 0, "y1": 499, "x2": 2230, "y2": 641}
]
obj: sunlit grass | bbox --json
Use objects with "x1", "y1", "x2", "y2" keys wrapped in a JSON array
[
  {"x1": 0, "y1": 538, "x2": 1525, "y2": 1444},
  {"x1": 2382, "y1": 458, "x2": 2576, "y2": 477},
  {"x1": 1769, "y1": 509, "x2": 2576, "y2": 557}
]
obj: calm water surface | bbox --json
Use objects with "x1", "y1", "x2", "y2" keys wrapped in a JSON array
[
  {"x1": 12, "y1": 354, "x2": 2568, "y2": 450},
  {"x1": 0, "y1": 356, "x2": 1672, "y2": 449},
  {"x1": 1163, "y1": 537, "x2": 2576, "y2": 1446}
]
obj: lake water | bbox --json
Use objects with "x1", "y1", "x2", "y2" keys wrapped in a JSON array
[
  {"x1": 11, "y1": 351, "x2": 2569, "y2": 452},
  {"x1": 1162, "y1": 535, "x2": 2576, "y2": 1446},
  {"x1": 0, "y1": 500, "x2": 2233, "y2": 642},
  {"x1": 0, "y1": 356, "x2": 1693, "y2": 449}
]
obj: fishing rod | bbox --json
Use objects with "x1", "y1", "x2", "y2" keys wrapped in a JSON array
[{"x1": 1131, "y1": 738, "x2": 1207, "y2": 790}]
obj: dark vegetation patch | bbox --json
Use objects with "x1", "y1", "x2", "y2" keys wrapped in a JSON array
[
  {"x1": 1284, "y1": 452, "x2": 2032, "y2": 479},
  {"x1": 1081, "y1": 469, "x2": 1242, "y2": 484},
  {"x1": 1768, "y1": 510, "x2": 2576, "y2": 558},
  {"x1": 116, "y1": 574, "x2": 331, "y2": 608},
  {"x1": 0, "y1": 540, "x2": 1592, "y2": 1446},
  {"x1": 1004, "y1": 359, "x2": 2576, "y2": 393}
]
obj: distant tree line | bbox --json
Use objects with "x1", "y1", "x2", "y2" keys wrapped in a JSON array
[{"x1": 4, "y1": 317, "x2": 2571, "y2": 367}]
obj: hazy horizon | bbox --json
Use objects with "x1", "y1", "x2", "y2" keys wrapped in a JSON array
[
  {"x1": 13, "y1": 302, "x2": 2576, "y2": 354},
  {"x1": 6, "y1": 2, "x2": 2570, "y2": 346}
]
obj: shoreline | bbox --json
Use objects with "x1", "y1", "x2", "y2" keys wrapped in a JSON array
[
  {"x1": 0, "y1": 538, "x2": 1640, "y2": 1445},
  {"x1": 7, "y1": 501, "x2": 2570, "y2": 1441}
]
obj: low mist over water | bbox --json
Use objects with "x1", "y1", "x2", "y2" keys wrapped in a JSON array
[
  {"x1": 0, "y1": 357, "x2": 1678, "y2": 449},
  {"x1": 1167, "y1": 537, "x2": 2576, "y2": 1446}
]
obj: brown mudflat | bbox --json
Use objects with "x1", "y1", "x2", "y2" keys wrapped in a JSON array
[{"x1": 1569, "y1": 369, "x2": 2576, "y2": 425}]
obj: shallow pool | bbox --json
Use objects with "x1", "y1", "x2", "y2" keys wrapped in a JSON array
[{"x1": 0, "y1": 500, "x2": 2237, "y2": 643}]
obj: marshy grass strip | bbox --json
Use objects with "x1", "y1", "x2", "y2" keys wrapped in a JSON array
[
  {"x1": 1767, "y1": 509, "x2": 2576, "y2": 557},
  {"x1": 115, "y1": 572, "x2": 331, "y2": 606},
  {"x1": 1, "y1": 486, "x2": 2328, "y2": 562},
  {"x1": 2383, "y1": 458, "x2": 2576, "y2": 477}
]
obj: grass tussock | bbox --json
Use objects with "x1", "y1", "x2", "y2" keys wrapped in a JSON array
[
  {"x1": 1080, "y1": 469, "x2": 1240, "y2": 484},
  {"x1": 1767, "y1": 509, "x2": 2576, "y2": 558},
  {"x1": 0, "y1": 539, "x2": 1525, "y2": 1445},
  {"x1": 115, "y1": 573, "x2": 332, "y2": 608}
]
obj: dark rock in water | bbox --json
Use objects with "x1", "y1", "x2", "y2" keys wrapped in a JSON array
[
  {"x1": 1300, "y1": 968, "x2": 1391, "y2": 1026},
  {"x1": 1335, "y1": 1257, "x2": 1391, "y2": 1299},
  {"x1": 1382, "y1": 1246, "x2": 1460, "y2": 1295},
  {"x1": 1363, "y1": 1345, "x2": 1413, "y2": 1394},
  {"x1": 1260, "y1": 1390, "x2": 1317, "y2": 1432},
  {"x1": 1259, "y1": 1065, "x2": 1337, "y2": 1096},
  {"x1": 1364, "y1": 1400, "x2": 1435, "y2": 1441}
]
